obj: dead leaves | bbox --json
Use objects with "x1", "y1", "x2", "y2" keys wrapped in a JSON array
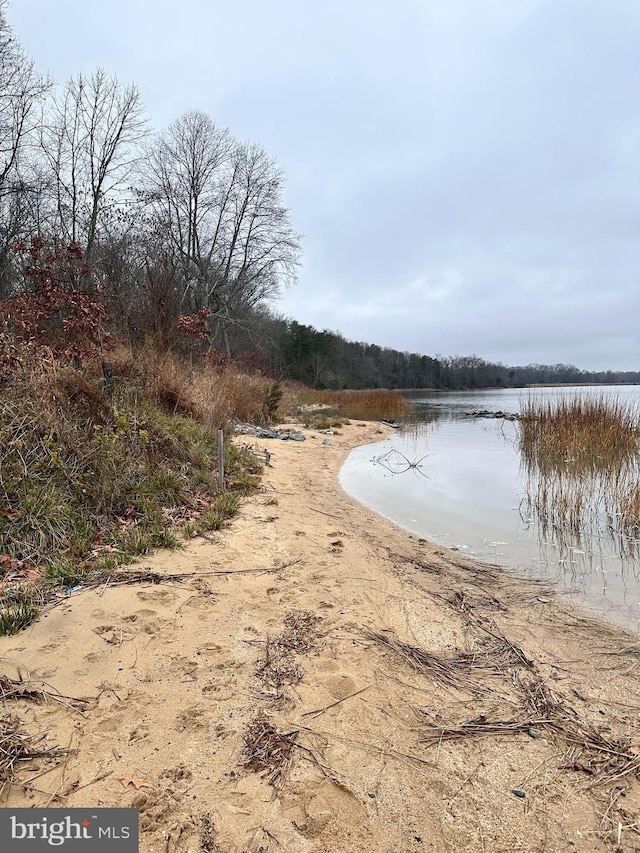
[{"x1": 119, "y1": 774, "x2": 154, "y2": 790}]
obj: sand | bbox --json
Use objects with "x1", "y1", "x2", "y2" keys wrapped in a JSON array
[{"x1": 1, "y1": 421, "x2": 639, "y2": 852}]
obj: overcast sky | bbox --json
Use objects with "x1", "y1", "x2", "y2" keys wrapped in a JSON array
[{"x1": 8, "y1": 0, "x2": 640, "y2": 370}]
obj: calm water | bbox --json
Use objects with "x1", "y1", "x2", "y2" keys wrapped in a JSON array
[{"x1": 339, "y1": 386, "x2": 640, "y2": 631}]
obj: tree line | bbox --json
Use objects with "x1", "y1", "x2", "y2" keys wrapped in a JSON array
[
  {"x1": 237, "y1": 317, "x2": 639, "y2": 390},
  {"x1": 1, "y1": 5, "x2": 635, "y2": 391}
]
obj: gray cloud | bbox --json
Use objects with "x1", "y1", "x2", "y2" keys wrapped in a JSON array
[{"x1": 9, "y1": 0, "x2": 640, "y2": 369}]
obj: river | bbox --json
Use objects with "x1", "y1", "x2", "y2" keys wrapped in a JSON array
[{"x1": 339, "y1": 385, "x2": 640, "y2": 631}]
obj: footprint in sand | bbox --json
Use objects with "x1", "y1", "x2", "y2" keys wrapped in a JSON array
[
  {"x1": 284, "y1": 778, "x2": 367, "y2": 840},
  {"x1": 175, "y1": 705, "x2": 207, "y2": 732},
  {"x1": 37, "y1": 641, "x2": 65, "y2": 654},
  {"x1": 322, "y1": 673, "x2": 357, "y2": 699},
  {"x1": 129, "y1": 724, "x2": 150, "y2": 742},
  {"x1": 201, "y1": 672, "x2": 236, "y2": 700},
  {"x1": 180, "y1": 596, "x2": 216, "y2": 618},
  {"x1": 160, "y1": 765, "x2": 193, "y2": 784},
  {"x1": 136, "y1": 589, "x2": 179, "y2": 604},
  {"x1": 93, "y1": 625, "x2": 133, "y2": 645},
  {"x1": 316, "y1": 659, "x2": 340, "y2": 674},
  {"x1": 195, "y1": 643, "x2": 223, "y2": 657},
  {"x1": 91, "y1": 608, "x2": 119, "y2": 620},
  {"x1": 122, "y1": 609, "x2": 157, "y2": 622},
  {"x1": 95, "y1": 714, "x2": 125, "y2": 733}
]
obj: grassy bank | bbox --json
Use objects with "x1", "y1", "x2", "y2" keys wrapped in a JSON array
[{"x1": 0, "y1": 349, "x2": 280, "y2": 635}]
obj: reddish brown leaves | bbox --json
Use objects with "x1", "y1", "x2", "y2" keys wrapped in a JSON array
[{"x1": 119, "y1": 775, "x2": 155, "y2": 790}]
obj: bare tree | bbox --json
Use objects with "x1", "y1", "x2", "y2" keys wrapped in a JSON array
[
  {"x1": 0, "y1": 2, "x2": 48, "y2": 195},
  {"x1": 0, "y1": 2, "x2": 50, "y2": 295},
  {"x1": 41, "y1": 69, "x2": 147, "y2": 262},
  {"x1": 142, "y1": 111, "x2": 301, "y2": 354},
  {"x1": 141, "y1": 111, "x2": 234, "y2": 304}
]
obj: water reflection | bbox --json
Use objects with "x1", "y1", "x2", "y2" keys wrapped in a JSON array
[
  {"x1": 514, "y1": 394, "x2": 640, "y2": 577},
  {"x1": 340, "y1": 386, "x2": 640, "y2": 630}
]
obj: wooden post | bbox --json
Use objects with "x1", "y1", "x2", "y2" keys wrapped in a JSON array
[{"x1": 217, "y1": 429, "x2": 225, "y2": 490}]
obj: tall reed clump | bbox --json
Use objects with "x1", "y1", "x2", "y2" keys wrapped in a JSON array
[
  {"x1": 308, "y1": 388, "x2": 410, "y2": 421},
  {"x1": 518, "y1": 394, "x2": 639, "y2": 478},
  {"x1": 517, "y1": 394, "x2": 640, "y2": 539}
]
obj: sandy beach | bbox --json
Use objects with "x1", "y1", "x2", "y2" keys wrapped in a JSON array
[{"x1": 1, "y1": 420, "x2": 639, "y2": 852}]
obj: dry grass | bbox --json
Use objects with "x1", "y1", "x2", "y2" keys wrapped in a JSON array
[
  {"x1": 113, "y1": 345, "x2": 278, "y2": 429},
  {"x1": 618, "y1": 481, "x2": 640, "y2": 531},
  {"x1": 0, "y1": 350, "x2": 266, "y2": 634},
  {"x1": 518, "y1": 394, "x2": 639, "y2": 477},
  {"x1": 307, "y1": 388, "x2": 410, "y2": 421},
  {"x1": 242, "y1": 716, "x2": 299, "y2": 788},
  {"x1": 517, "y1": 394, "x2": 640, "y2": 539},
  {"x1": 199, "y1": 813, "x2": 219, "y2": 853},
  {"x1": 420, "y1": 712, "x2": 640, "y2": 785},
  {"x1": 278, "y1": 611, "x2": 322, "y2": 653},
  {"x1": 0, "y1": 714, "x2": 72, "y2": 787},
  {"x1": 255, "y1": 611, "x2": 322, "y2": 693},
  {"x1": 367, "y1": 630, "x2": 530, "y2": 698}
]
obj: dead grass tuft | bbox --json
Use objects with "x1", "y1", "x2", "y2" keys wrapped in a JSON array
[
  {"x1": 279, "y1": 611, "x2": 322, "y2": 653},
  {"x1": 242, "y1": 716, "x2": 299, "y2": 788},
  {"x1": 256, "y1": 641, "x2": 305, "y2": 689},
  {"x1": 518, "y1": 394, "x2": 640, "y2": 476},
  {"x1": 255, "y1": 611, "x2": 323, "y2": 693},
  {"x1": 199, "y1": 812, "x2": 218, "y2": 853},
  {"x1": 0, "y1": 714, "x2": 72, "y2": 787},
  {"x1": 517, "y1": 393, "x2": 640, "y2": 542}
]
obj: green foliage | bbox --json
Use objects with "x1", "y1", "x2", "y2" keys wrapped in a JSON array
[
  {"x1": 0, "y1": 368, "x2": 259, "y2": 603},
  {"x1": 224, "y1": 444, "x2": 263, "y2": 492},
  {"x1": 308, "y1": 414, "x2": 351, "y2": 430},
  {"x1": 263, "y1": 382, "x2": 283, "y2": 423},
  {"x1": 198, "y1": 492, "x2": 241, "y2": 532},
  {"x1": 43, "y1": 557, "x2": 92, "y2": 589},
  {"x1": 137, "y1": 470, "x2": 186, "y2": 506},
  {"x1": 0, "y1": 590, "x2": 40, "y2": 636}
]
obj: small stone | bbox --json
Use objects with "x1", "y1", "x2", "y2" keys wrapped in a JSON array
[{"x1": 512, "y1": 789, "x2": 526, "y2": 798}]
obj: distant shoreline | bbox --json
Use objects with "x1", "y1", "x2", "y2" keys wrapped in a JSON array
[{"x1": 396, "y1": 382, "x2": 639, "y2": 392}]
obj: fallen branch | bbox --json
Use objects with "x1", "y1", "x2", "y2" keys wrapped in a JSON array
[
  {"x1": 92, "y1": 559, "x2": 303, "y2": 588},
  {"x1": 301, "y1": 685, "x2": 372, "y2": 718}
]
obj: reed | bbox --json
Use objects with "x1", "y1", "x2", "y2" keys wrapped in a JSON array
[
  {"x1": 518, "y1": 394, "x2": 639, "y2": 477},
  {"x1": 517, "y1": 394, "x2": 640, "y2": 547},
  {"x1": 307, "y1": 388, "x2": 410, "y2": 421},
  {"x1": 618, "y1": 482, "x2": 640, "y2": 531}
]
